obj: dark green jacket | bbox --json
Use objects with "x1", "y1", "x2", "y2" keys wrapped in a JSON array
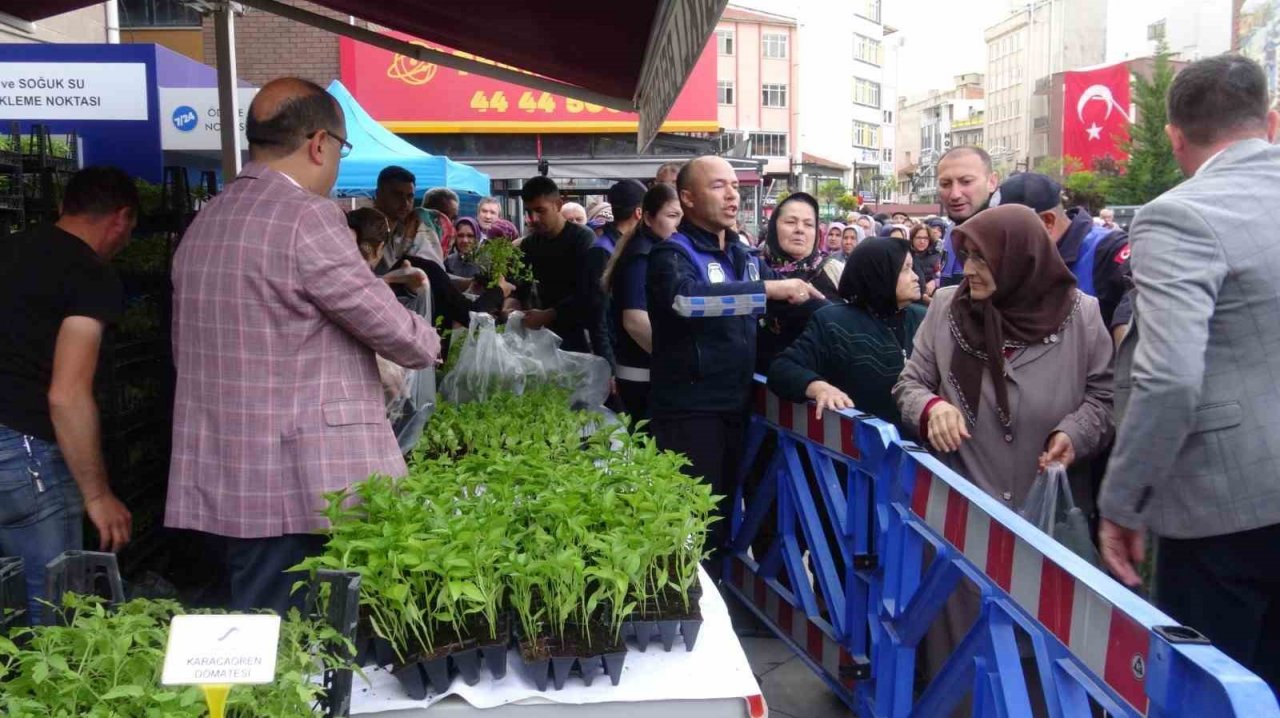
[{"x1": 767, "y1": 302, "x2": 926, "y2": 429}]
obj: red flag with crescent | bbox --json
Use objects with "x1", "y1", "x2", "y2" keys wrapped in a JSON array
[{"x1": 1063, "y1": 61, "x2": 1131, "y2": 168}]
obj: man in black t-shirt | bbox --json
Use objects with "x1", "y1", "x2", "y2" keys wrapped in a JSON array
[
  {"x1": 0, "y1": 167, "x2": 136, "y2": 623},
  {"x1": 518, "y1": 176, "x2": 602, "y2": 355}
]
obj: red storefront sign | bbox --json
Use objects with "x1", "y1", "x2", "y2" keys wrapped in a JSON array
[
  {"x1": 338, "y1": 32, "x2": 718, "y2": 134},
  {"x1": 1063, "y1": 62, "x2": 1132, "y2": 167}
]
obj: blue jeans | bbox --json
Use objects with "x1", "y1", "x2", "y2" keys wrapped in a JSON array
[{"x1": 0, "y1": 426, "x2": 83, "y2": 625}]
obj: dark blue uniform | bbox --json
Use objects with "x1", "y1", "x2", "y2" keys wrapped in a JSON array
[
  {"x1": 583, "y1": 226, "x2": 619, "y2": 368},
  {"x1": 610, "y1": 224, "x2": 660, "y2": 422},
  {"x1": 647, "y1": 219, "x2": 774, "y2": 565},
  {"x1": 1059, "y1": 207, "x2": 1130, "y2": 326}
]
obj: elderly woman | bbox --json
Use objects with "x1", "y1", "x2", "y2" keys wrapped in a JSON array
[
  {"x1": 893, "y1": 205, "x2": 1115, "y2": 683},
  {"x1": 768, "y1": 237, "x2": 925, "y2": 428},
  {"x1": 841, "y1": 224, "x2": 863, "y2": 256},
  {"x1": 893, "y1": 204, "x2": 1114, "y2": 508},
  {"x1": 755, "y1": 193, "x2": 837, "y2": 372},
  {"x1": 824, "y1": 222, "x2": 847, "y2": 257}
]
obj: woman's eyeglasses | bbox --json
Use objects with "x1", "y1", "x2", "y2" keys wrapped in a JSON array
[{"x1": 955, "y1": 248, "x2": 988, "y2": 266}]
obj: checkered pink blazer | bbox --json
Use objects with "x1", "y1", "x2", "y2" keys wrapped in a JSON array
[{"x1": 165, "y1": 164, "x2": 439, "y2": 538}]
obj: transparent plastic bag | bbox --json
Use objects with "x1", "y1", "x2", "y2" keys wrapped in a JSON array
[
  {"x1": 439, "y1": 312, "x2": 531, "y2": 404},
  {"x1": 1019, "y1": 462, "x2": 1100, "y2": 566},
  {"x1": 386, "y1": 288, "x2": 436, "y2": 454},
  {"x1": 439, "y1": 311, "x2": 611, "y2": 407},
  {"x1": 503, "y1": 313, "x2": 611, "y2": 409}
]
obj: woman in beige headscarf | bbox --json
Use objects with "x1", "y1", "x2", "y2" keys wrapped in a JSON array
[{"x1": 893, "y1": 204, "x2": 1115, "y2": 691}]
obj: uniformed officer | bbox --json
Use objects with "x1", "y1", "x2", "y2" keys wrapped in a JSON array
[
  {"x1": 647, "y1": 156, "x2": 817, "y2": 566},
  {"x1": 583, "y1": 180, "x2": 649, "y2": 376},
  {"x1": 992, "y1": 172, "x2": 1130, "y2": 326}
]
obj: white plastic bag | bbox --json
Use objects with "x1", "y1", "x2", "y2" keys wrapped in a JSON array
[{"x1": 1019, "y1": 463, "x2": 1100, "y2": 566}]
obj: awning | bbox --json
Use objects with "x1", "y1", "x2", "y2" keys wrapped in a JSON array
[
  {"x1": 10, "y1": 0, "x2": 727, "y2": 150},
  {"x1": 327, "y1": 80, "x2": 490, "y2": 197}
]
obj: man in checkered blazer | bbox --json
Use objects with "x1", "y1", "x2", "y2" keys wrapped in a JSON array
[{"x1": 166, "y1": 78, "x2": 440, "y2": 612}]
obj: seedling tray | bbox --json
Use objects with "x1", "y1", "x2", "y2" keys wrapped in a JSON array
[
  {"x1": 0, "y1": 556, "x2": 27, "y2": 636},
  {"x1": 387, "y1": 617, "x2": 511, "y2": 700},
  {"x1": 622, "y1": 615, "x2": 703, "y2": 652}
]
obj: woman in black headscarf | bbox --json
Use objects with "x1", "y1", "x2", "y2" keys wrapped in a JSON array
[
  {"x1": 755, "y1": 193, "x2": 838, "y2": 372},
  {"x1": 762, "y1": 192, "x2": 845, "y2": 298},
  {"x1": 767, "y1": 237, "x2": 925, "y2": 428}
]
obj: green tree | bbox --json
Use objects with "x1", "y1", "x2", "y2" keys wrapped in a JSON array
[
  {"x1": 1062, "y1": 171, "x2": 1114, "y2": 214},
  {"x1": 1113, "y1": 42, "x2": 1183, "y2": 204},
  {"x1": 835, "y1": 193, "x2": 859, "y2": 213},
  {"x1": 816, "y1": 180, "x2": 847, "y2": 214}
]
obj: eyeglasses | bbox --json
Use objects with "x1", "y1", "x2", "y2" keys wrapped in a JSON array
[
  {"x1": 307, "y1": 129, "x2": 353, "y2": 158},
  {"x1": 955, "y1": 248, "x2": 988, "y2": 266}
]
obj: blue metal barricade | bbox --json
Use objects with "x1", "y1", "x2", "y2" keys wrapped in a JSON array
[{"x1": 723, "y1": 377, "x2": 1280, "y2": 718}]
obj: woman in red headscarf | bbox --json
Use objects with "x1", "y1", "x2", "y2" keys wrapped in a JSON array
[{"x1": 894, "y1": 204, "x2": 1115, "y2": 510}]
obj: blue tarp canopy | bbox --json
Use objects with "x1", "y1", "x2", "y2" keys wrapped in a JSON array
[{"x1": 326, "y1": 79, "x2": 490, "y2": 198}]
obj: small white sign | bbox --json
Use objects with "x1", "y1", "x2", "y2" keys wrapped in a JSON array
[
  {"x1": 0, "y1": 62, "x2": 148, "y2": 120},
  {"x1": 161, "y1": 614, "x2": 281, "y2": 686},
  {"x1": 159, "y1": 86, "x2": 258, "y2": 152}
]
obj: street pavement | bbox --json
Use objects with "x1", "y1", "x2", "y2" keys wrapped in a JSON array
[{"x1": 726, "y1": 592, "x2": 854, "y2": 718}]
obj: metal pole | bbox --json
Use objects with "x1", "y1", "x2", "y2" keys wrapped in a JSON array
[{"x1": 214, "y1": 3, "x2": 242, "y2": 180}]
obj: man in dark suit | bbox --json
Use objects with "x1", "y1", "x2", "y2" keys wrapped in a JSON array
[{"x1": 1099, "y1": 55, "x2": 1280, "y2": 689}]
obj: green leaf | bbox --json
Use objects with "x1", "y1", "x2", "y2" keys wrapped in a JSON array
[{"x1": 101, "y1": 685, "x2": 146, "y2": 700}]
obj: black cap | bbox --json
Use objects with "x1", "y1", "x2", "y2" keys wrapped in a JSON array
[
  {"x1": 992, "y1": 173, "x2": 1063, "y2": 213},
  {"x1": 606, "y1": 179, "x2": 647, "y2": 216}
]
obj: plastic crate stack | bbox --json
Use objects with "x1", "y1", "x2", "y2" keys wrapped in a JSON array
[
  {"x1": 96, "y1": 168, "x2": 200, "y2": 577},
  {"x1": 0, "y1": 124, "x2": 24, "y2": 236},
  {"x1": 19, "y1": 123, "x2": 78, "y2": 226}
]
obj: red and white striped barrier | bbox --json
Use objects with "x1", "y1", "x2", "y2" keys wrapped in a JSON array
[
  {"x1": 729, "y1": 558, "x2": 858, "y2": 690},
  {"x1": 909, "y1": 465, "x2": 1150, "y2": 713},
  {"x1": 753, "y1": 384, "x2": 860, "y2": 460}
]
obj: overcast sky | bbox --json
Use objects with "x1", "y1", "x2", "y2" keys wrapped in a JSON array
[{"x1": 734, "y1": 0, "x2": 1186, "y2": 100}]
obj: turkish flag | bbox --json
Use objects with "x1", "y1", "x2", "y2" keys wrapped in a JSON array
[{"x1": 1063, "y1": 62, "x2": 1131, "y2": 169}]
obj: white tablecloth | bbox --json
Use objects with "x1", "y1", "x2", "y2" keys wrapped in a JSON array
[{"x1": 349, "y1": 567, "x2": 761, "y2": 715}]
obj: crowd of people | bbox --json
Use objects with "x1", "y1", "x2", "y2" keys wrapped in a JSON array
[{"x1": 1, "y1": 54, "x2": 1278, "y2": 692}]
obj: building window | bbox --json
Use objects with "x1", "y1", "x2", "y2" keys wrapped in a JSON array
[
  {"x1": 853, "y1": 121, "x2": 880, "y2": 149},
  {"x1": 882, "y1": 147, "x2": 893, "y2": 163},
  {"x1": 762, "y1": 33, "x2": 788, "y2": 59},
  {"x1": 883, "y1": 109, "x2": 894, "y2": 123},
  {"x1": 748, "y1": 131, "x2": 788, "y2": 157},
  {"x1": 853, "y1": 77, "x2": 881, "y2": 109},
  {"x1": 854, "y1": 33, "x2": 883, "y2": 66},
  {"x1": 855, "y1": 0, "x2": 881, "y2": 23},
  {"x1": 717, "y1": 130, "x2": 744, "y2": 154},
  {"x1": 717, "y1": 29, "x2": 735, "y2": 56},
  {"x1": 717, "y1": 80, "x2": 735, "y2": 106},
  {"x1": 119, "y1": 0, "x2": 201, "y2": 27},
  {"x1": 762, "y1": 83, "x2": 788, "y2": 108}
]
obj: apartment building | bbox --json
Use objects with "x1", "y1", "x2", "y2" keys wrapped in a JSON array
[
  {"x1": 983, "y1": 0, "x2": 1106, "y2": 174},
  {"x1": 715, "y1": 6, "x2": 798, "y2": 182},
  {"x1": 894, "y1": 73, "x2": 985, "y2": 204}
]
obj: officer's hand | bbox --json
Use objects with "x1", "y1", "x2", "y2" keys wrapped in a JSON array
[
  {"x1": 927, "y1": 401, "x2": 971, "y2": 453},
  {"x1": 764, "y1": 278, "x2": 812, "y2": 305}
]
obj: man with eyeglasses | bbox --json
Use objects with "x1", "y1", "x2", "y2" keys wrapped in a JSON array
[{"x1": 167, "y1": 77, "x2": 441, "y2": 613}]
